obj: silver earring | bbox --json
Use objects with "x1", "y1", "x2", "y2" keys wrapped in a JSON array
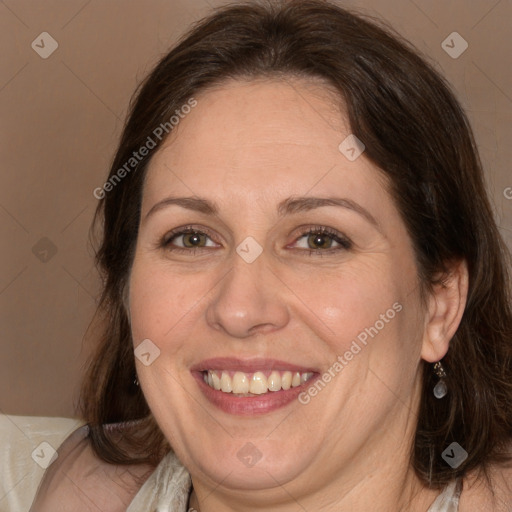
[
  {"x1": 133, "y1": 374, "x2": 139, "y2": 387},
  {"x1": 433, "y1": 361, "x2": 447, "y2": 399}
]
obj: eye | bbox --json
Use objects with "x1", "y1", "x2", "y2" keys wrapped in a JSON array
[
  {"x1": 291, "y1": 226, "x2": 352, "y2": 255},
  {"x1": 161, "y1": 226, "x2": 219, "y2": 253}
]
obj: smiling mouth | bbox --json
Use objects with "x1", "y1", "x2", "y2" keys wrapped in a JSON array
[{"x1": 202, "y1": 369, "x2": 315, "y2": 396}]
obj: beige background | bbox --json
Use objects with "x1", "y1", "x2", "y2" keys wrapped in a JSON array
[{"x1": 0, "y1": 0, "x2": 511, "y2": 418}]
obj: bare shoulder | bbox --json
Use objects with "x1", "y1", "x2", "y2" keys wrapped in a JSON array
[
  {"x1": 29, "y1": 424, "x2": 156, "y2": 512},
  {"x1": 459, "y1": 457, "x2": 512, "y2": 511}
]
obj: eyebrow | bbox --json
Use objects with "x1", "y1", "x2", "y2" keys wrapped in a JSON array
[{"x1": 144, "y1": 195, "x2": 380, "y2": 230}]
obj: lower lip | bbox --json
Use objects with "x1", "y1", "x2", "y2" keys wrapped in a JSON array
[{"x1": 192, "y1": 372, "x2": 318, "y2": 415}]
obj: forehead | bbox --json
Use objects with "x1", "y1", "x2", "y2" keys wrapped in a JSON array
[{"x1": 142, "y1": 77, "x2": 390, "y2": 217}]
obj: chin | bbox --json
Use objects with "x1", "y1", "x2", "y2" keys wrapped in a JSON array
[{"x1": 190, "y1": 437, "x2": 312, "y2": 491}]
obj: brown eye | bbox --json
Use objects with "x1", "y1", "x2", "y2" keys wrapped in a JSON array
[
  {"x1": 180, "y1": 231, "x2": 207, "y2": 248},
  {"x1": 292, "y1": 226, "x2": 352, "y2": 255},
  {"x1": 307, "y1": 232, "x2": 335, "y2": 250},
  {"x1": 161, "y1": 227, "x2": 220, "y2": 253}
]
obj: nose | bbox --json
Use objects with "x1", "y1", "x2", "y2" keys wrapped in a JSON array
[{"x1": 205, "y1": 251, "x2": 290, "y2": 338}]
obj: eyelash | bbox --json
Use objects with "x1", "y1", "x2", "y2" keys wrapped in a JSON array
[{"x1": 160, "y1": 225, "x2": 352, "y2": 256}]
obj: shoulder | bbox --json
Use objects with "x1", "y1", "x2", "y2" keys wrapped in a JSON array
[
  {"x1": 459, "y1": 457, "x2": 512, "y2": 511},
  {"x1": 0, "y1": 415, "x2": 85, "y2": 512},
  {"x1": 29, "y1": 423, "x2": 157, "y2": 512}
]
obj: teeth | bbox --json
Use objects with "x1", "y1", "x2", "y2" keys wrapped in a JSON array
[
  {"x1": 220, "y1": 372, "x2": 232, "y2": 393},
  {"x1": 281, "y1": 371, "x2": 292, "y2": 390},
  {"x1": 249, "y1": 372, "x2": 267, "y2": 394},
  {"x1": 267, "y1": 371, "x2": 281, "y2": 391},
  {"x1": 232, "y1": 372, "x2": 249, "y2": 394},
  {"x1": 211, "y1": 372, "x2": 221, "y2": 391},
  {"x1": 203, "y1": 369, "x2": 314, "y2": 395}
]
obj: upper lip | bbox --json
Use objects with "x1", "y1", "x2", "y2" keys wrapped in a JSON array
[{"x1": 190, "y1": 357, "x2": 318, "y2": 373}]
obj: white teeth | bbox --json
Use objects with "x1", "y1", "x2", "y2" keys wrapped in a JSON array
[
  {"x1": 232, "y1": 372, "x2": 249, "y2": 394},
  {"x1": 267, "y1": 371, "x2": 282, "y2": 391},
  {"x1": 204, "y1": 369, "x2": 314, "y2": 394},
  {"x1": 249, "y1": 372, "x2": 267, "y2": 395},
  {"x1": 211, "y1": 372, "x2": 221, "y2": 391},
  {"x1": 281, "y1": 371, "x2": 292, "y2": 390},
  {"x1": 220, "y1": 372, "x2": 232, "y2": 392}
]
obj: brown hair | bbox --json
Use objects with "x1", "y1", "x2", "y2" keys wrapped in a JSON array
[{"x1": 79, "y1": 0, "x2": 512, "y2": 488}]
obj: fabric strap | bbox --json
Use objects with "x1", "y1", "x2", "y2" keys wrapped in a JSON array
[{"x1": 426, "y1": 478, "x2": 462, "y2": 512}]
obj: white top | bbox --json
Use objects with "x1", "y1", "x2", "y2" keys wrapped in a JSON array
[{"x1": 427, "y1": 478, "x2": 462, "y2": 512}]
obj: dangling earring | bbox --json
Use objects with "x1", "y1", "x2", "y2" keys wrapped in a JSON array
[
  {"x1": 433, "y1": 361, "x2": 447, "y2": 399},
  {"x1": 133, "y1": 374, "x2": 140, "y2": 387}
]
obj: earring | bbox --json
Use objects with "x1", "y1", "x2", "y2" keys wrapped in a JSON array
[
  {"x1": 133, "y1": 374, "x2": 139, "y2": 387},
  {"x1": 433, "y1": 361, "x2": 447, "y2": 399}
]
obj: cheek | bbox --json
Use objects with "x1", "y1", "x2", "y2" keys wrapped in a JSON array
[
  {"x1": 283, "y1": 261, "x2": 404, "y2": 349},
  {"x1": 294, "y1": 269, "x2": 422, "y2": 393},
  {"x1": 309, "y1": 289, "x2": 421, "y2": 416},
  {"x1": 127, "y1": 259, "x2": 195, "y2": 347}
]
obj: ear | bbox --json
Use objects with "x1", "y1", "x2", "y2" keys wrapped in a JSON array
[{"x1": 421, "y1": 259, "x2": 469, "y2": 363}]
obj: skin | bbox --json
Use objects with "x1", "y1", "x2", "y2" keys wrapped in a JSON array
[{"x1": 127, "y1": 77, "x2": 469, "y2": 511}]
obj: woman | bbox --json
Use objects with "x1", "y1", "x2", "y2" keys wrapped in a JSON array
[{"x1": 30, "y1": 0, "x2": 512, "y2": 510}]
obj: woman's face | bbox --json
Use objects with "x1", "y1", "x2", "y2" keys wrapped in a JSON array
[{"x1": 129, "y1": 78, "x2": 428, "y2": 498}]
